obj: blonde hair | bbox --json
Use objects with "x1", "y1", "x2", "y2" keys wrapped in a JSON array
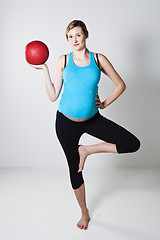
[{"x1": 65, "y1": 20, "x2": 89, "y2": 41}]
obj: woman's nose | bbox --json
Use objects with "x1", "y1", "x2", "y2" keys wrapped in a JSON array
[{"x1": 73, "y1": 37, "x2": 78, "y2": 42}]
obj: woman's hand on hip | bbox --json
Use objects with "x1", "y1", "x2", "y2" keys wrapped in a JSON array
[{"x1": 95, "y1": 94, "x2": 106, "y2": 109}]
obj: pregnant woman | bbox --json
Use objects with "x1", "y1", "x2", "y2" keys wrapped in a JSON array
[{"x1": 28, "y1": 19, "x2": 141, "y2": 230}]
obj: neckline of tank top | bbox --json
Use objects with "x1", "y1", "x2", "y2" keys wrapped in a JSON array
[{"x1": 71, "y1": 50, "x2": 92, "y2": 68}]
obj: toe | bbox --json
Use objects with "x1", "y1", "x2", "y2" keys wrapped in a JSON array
[
  {"x1": 77, "y1": 223, "x2": 83, "y2": 229},
  {"x1": 77, "y1": 224, "x2": 81, "y2": 229}
]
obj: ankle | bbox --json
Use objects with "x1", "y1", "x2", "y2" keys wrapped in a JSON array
[
  {"x1": 81, "y1": 208, "x2": 89, "y2": 214},
  {"x1": 83, "y1": 145, "x2": 90, "y2": 157}
]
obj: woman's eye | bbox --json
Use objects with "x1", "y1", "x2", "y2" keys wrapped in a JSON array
[{"x1": 68, "y1": 34, "x2": 81, "y2": 38}]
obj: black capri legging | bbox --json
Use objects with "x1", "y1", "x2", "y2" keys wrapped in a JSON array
[{"x1": 55, "y1": 110, "x2": 140, "y2": 190}]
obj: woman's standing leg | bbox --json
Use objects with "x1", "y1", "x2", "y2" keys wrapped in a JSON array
[
  {"x1": 74, "y1": 183, "x2": 90, "y2": 230},
  {"x1": 55, "y1": 111, "x2": 90, "y2": 229}
]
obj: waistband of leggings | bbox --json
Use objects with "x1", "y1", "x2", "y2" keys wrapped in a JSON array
[{"x1": 56, "y1": 110, "x2": 100, "y2": 123}]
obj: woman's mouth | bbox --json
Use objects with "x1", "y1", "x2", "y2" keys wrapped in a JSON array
[{"x1": 74, "y1": 44, "x2": 79, "y2": 46}]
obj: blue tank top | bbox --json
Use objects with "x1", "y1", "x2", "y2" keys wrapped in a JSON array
[{"x1": 58, "y1": 50, "x2": 101, "y2": 118}]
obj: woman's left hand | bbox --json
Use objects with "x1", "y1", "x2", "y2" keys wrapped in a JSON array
[{"x1": 95, "y1": 94, "x2": 106, "y2": 109}]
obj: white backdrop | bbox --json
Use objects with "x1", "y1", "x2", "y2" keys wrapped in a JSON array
[{"x1": 0, "y1": 0, "x2": 159, "y2": 167}]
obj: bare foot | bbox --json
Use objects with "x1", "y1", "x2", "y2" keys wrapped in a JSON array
[
  {"x1": 77, "y1": 209, "x2": 90, "y2": 230},
  {"x1": 78, "y1": 145, "x2": 88, "y2": 172}
]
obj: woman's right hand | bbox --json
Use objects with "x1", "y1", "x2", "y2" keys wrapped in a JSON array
[{"x1": 27, "y1": 62, "x2": 47, "y2": 70}]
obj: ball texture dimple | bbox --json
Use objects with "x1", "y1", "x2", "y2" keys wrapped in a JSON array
[{"x1": 25, "y1": 40, "x2": 49, "y2": 65}]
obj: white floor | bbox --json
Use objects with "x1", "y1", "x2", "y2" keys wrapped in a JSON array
[{"x1": 0, "y1": 167, "x2": 160, "y2": 240}]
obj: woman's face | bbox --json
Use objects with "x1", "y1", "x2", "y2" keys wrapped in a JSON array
[{"x1": 67, "y1": 26, "x2": 87, "y2": 50}]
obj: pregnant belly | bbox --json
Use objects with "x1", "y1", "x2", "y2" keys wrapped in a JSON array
[{"x1": 59, "y1": 91, "x2": 98, "y2": 119}]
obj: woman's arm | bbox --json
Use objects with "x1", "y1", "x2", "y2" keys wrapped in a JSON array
[
  {"x1": 95, "y1": 53, "x2": 126, "y2": 109},
  {"x1": 27, "y1": 55, "x2": 64, "y2": 102}
]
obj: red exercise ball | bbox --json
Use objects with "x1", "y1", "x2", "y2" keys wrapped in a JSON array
[{"x1": 25, "y1": 40, "x2": 49, "y2": 65}]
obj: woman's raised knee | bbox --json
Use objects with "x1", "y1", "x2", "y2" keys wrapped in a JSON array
[
  {"x1": 131, "y1": 137, "x2": 141, "y2": 153},
  {"x1": 117, "y1": 136, "x2": 141, "y2": 154}
]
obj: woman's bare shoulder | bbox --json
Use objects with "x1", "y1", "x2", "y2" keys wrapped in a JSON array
[
  {"x1": 92, "y1": 52, "x2": 108, "y2": 61},
  {"x1": 58, "y1": 53, "x2": 70, "y2": 70},
  {"x1": 92, "y1": 52, "x2": 106, "y2": 71}
]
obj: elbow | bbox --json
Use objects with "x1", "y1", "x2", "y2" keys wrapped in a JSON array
[
  {"x1": 49, "y1": 93, "x2": 58, "y2": 102},
  {"x1": 50, "y1": 97, "x2": 57, "y2": 102},
  {"x1": 121, "y1": 81, "x2": 126, "y2": 92},
  {"x1": 118, "y1": 81, "x2": 126, "y2": 92},
  {"x1": 49, "y1": 96, "x2": 56, "y2": 102}
]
